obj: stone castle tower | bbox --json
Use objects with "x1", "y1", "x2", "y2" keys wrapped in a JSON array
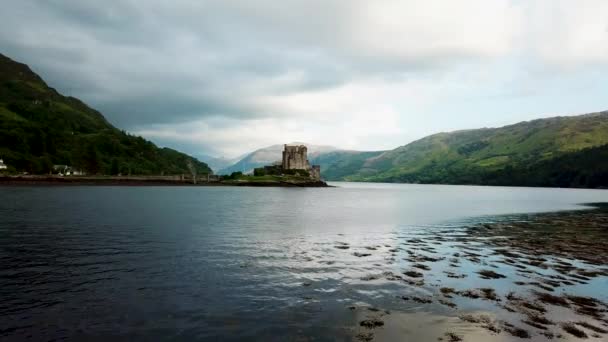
[
  {"x1": 281, "y1": 144, "x2": 321, "y2": 180},
  {"x1": 282, "y1": 144, "x2": 309, "y2": 170}
]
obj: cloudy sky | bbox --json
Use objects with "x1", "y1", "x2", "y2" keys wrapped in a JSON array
[{"x1": 1, "y1": 1, "x2": 607, "y2": 158}]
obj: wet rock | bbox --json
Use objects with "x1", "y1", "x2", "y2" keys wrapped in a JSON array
[
  {"x1": 561, "y1": 322, "x2": 588, "y2": 338},
  {"x1": 578, "y1": 269, "x2": 608, "y2": 278},
  {"x1": 503, "y1": 304, "x2": 517, "y2": 312},
  {"x1": 566, "y1": 295, "x2": 606, "y2": 318},
  {"x1": 438, "y1": 299, "x2": 457, "y2": 308},
  {"x1": 528, "y1": 281, "x2": 555, "y2": 292},
  {"x1": 360, "y1": 318, "x2": 384, "y2": 329},
  {"x1": 524, "y1": 312, "x2": 553, "y2": 326},
  {"x1": 355, "y1": 331, "x2": 374, "y2": 341},
  {"x1": 457, "y1": 289, "x2": 481, "y2": 299},
  {"x1": 541, "y1": 331, "x2": 555, "y2": 339},
  {"x1": 575, "y1": 321, "x2": 608, "y2": 334},
  {"x1": 440, "y1": 287, "x2": 455, "y2": 296},
  {"x1": 354, "y1": 252, "x2": 372, "y2": 257},
  {"x1": 411, "y1": 296, "x2": 433, "y2": 304},
  {"x1": 533, "y1": 291, "x2": 570, "y2": 307},
  {"x1": 522, "y1": 319, "x2": 548, "y2": 330},
  {"x1": 503, "y1": 324, "x2": 531, "y2": 338},
  {"x1": 539, "y1": 278, "x2": 561, "y2": 288},
  {"x1": 403, "y1": 270, "x2": 424, "y2": 278},
  {"x1": 360, "y1": 274, "x2": 381, "y2": 281},
  {"x1": 520, "y1": 300, "x2": 547, "y2": 314},
  {"x1": 484, "y1": 322, "x2": 502, "y2": 334},
  {"x1": 412, "y1": 263, "x2": 431, "y2": 271},
  {"x1": 403, "y1": 278, "x2": 425, "y2": 286},
  {"x1": 442, "y1": 332, "x2": 462, "y2": 341},
  {"x1": 459, "y1": 314, "x2": 492, "y2": 325},
  {"x1": 443, "y1": 271, "x2": 467, "y2": 279},
  {"x1": 383, "y1": 271, "x2": 403, "y2": 281},
  {"x1": 566, "y1": 295, "x2": 604, "y2": 308},
  {"x1": 477, "y1": 269, "x2": 506, "y2": 279},
  {"x1": 406, "y1": 254, "x2": 444, "y2": 263},
  {"x1": 479, "y1": 288, "x2": 500, "y2": 301},
  {"x1": 459, "y1": 314, "x2": 502, "y2": 334}
]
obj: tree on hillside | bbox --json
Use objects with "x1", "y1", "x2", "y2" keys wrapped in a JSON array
[
  {"x1": 187, "y1": 160, "x2": 196, "y2": 184},
  {"x1": 85, "y1": 143, "x2": 100, "y2": 175},
  {"x1": 110, "y1": 158, "x2": 119, "y2": 175}
]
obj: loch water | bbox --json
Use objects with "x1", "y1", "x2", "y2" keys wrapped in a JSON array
[{"x1": 1, "y1": 183, "x2": 608, "y2": 341}]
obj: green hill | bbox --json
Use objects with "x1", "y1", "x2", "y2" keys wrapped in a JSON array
[
  {"x1": 311, "y1": 150, "x2": 385, "y2": 180},
  {"x1": 331, "y1": 111, "x2": 608, "y2": 188},
  {"x1": 480, "y1": 144, "x2": 608, "y2": 188},
  {"x1": 0, "y1": 53, "x2": 211, "y2": 175}
]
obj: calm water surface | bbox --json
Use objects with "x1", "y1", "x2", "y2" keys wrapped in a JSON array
[{"x1": 1, "y1": 183, "x2": 607, "y2": 341}]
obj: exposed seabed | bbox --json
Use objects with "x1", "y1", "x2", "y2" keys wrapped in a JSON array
[{"x1": 317, "y1": 204, "x2": 608, "y2": 341}]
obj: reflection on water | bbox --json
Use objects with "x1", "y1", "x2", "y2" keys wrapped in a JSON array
[{"x1": 0, "y1": 184, "x2": 607, "y2": 341}]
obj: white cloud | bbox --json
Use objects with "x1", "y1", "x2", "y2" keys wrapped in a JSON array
[
  {"x1": 525, "y1": 0, "x2": 608, "y2": 68},
  {"x1": 1, "y1": 0, "x2": 607, "y2": 158}
]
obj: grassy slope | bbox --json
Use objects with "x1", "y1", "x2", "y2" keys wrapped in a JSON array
[
  {"x1": 0, "y1": 53, "x2": 211, "y2": 175},
  {"x1": 340, "y1": 111, "x2": 608, "y2": 186},
  {"x1": 311, "y1": 150, "x2": 385, "y2": 180}
]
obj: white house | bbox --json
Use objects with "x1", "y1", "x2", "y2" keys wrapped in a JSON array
[
  {"x1": 0, "y1": 158, "x2": 7, "y2": 170},
  {"x1": 52, "y1": 164, "x2": 85, "y2": 176}
]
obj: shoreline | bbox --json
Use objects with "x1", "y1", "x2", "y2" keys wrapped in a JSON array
[
  {"x1": 341, "y1": 203, "x2": 608, "y2": 341},
  {"x1": 0, "y1": 175, "x2": 330, "y2": 187}
]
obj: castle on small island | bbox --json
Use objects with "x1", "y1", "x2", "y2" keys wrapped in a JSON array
[
  {"x1": 254, "y1": 144, "x2": 321, "y2": 180},
  {"x1": 282, "y1": 144, "x2": 321, "y2": 180}
]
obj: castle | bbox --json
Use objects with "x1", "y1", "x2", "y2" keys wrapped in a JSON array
[{"x1": 281, "y1": 144, "x2": 321, "y2": 180}]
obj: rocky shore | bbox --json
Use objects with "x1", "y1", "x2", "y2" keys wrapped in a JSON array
[
  {"x1": 0, "y1": 175, "x2": 329, "y2": 187},
  {"x1": 324, "y1": 203, "x2": 608, "y2": 341}
]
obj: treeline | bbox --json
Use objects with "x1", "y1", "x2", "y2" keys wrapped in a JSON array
[
  {"x1": 484, "y1": 144, "x2": 608, "y2": 188},
  {"x1": 380, "y1": 144, "x2": 608, "y2": 189}
]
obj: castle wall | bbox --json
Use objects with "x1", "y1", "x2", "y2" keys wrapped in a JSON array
[{"x1": 310, "y1": 165, "x2": 321, "y2": 180}]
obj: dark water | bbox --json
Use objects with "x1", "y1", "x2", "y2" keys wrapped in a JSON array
[{"x1": 1, "y1": 183, "x2": 608, "y2": 341}]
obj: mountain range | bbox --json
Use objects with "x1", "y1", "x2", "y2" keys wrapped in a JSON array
[
  {"x1": 0, "y1": 53, "x2": 211, "y2": 175},
  {"x1": 216, "y1": 143, "x2": 385, "y2": 177},
  {"x1": 338, "y1": 111, "x2": 608, "y2": 187},
  {"x1": 218, "y1": 111, "x2": 608, "y2": 188},
  {"x1": 2, "y1": 53, "x2": 607, "y2": 188}
]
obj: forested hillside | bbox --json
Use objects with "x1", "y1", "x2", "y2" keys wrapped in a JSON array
[
  {"x1": 0, "y1": 53, "x2": 211, "y2": 175},
  {"x1": 326, "y1": 111, "x2": 608, "y2": 188}
]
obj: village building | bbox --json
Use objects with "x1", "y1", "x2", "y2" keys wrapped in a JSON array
[
  {"x1": 52, "y1": 165, "x2": 85, "y2": 176},
  {"x1": 0, "y1": 158, "x2": 7, "y2": 170}
]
